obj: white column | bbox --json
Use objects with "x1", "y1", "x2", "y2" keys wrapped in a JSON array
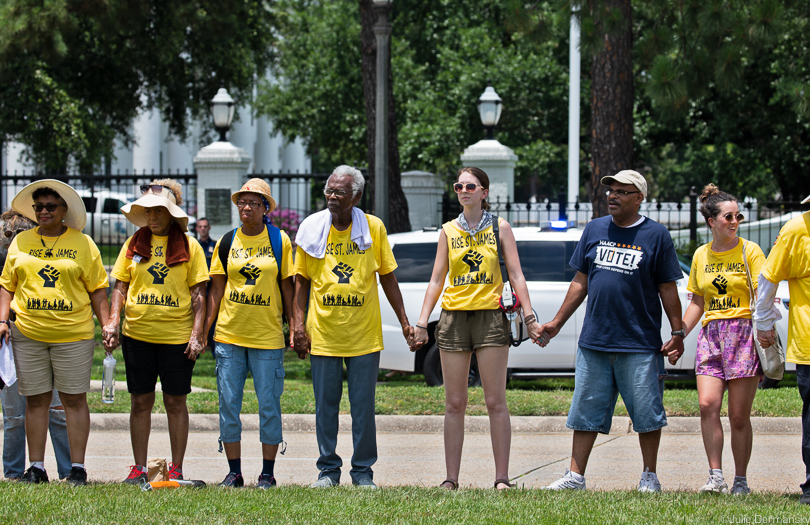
[
  {"x1": 568, "y1": 11, "x2": 581, "y2": 205},
  {"x1": 132, "y1": 106, "x2": 162, "y2": 175}
]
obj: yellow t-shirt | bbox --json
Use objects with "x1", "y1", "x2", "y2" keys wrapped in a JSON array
[
  {"x1": 209, "y1": 227, "x2": 294, "y2": 349},
  {"x1": 688, "y1": 238, "x2": 765, "y2": 326},
  {"x1": 111, "y1": 234, "x2": 209, "y2": 344},
  {"x1": 761, "y1": 213, "x2": 810, "y2": 364},
  {"x1": 440, "y1": 219, "x2": 504, "y2": 311},
  {"x1": 294, "y1": 215, "x2": 397, "y2": 357},
  {"x1": 0, "y1": 227, "x2": 108, "y2": 343}
]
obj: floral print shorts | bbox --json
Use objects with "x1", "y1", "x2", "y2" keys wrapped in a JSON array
[{"x1": 695, "y1": 318, "x2": 763, "y2": 380}]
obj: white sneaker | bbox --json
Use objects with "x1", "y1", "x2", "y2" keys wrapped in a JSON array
[
  {"x1": 699, "y1": 472, "x2": 729, "y2": 494},
  {"x1": 730, "y1": 478, "x2": 750, "y2": 495},
  {"x1": 638, "y1": 468, "x2": 661, "y2": 493},
  {"x1": 310, "y1": 476, "x2": 338, "y2": 488},
  {"x1": 543, "y1": 469, "x2": 586, "y2": 490}
]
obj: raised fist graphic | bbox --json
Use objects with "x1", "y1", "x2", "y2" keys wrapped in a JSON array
[
  {"x1": 147, "y1": 262, "x2": 170, "y2": 285},
  {"x1": 239, "y1": 263, "x2": 262, "y2": 285},
  {"x1": 331, "y1": 262, "x2": 354, "y2": 284},
  {"x1": 462, "y1": 250, "x2": 484, "y2": 272},
  {"x1": 38, "y1": 265, "x2": 60, "y2": 288},
  {"x1": 712, "y1": 274, "x2": 728, "y2": 295}
]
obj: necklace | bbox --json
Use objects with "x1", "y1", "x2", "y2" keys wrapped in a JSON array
[{"x1": 40, "y1": 227, "x2": 65, "y2": 257}]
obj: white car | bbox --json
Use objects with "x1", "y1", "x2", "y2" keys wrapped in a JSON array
[{"x1": 378, "y1": 226, "x2": 792, "y2": 386}]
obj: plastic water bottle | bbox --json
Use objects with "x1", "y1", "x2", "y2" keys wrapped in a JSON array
[{"x1": 102, "y1": 354, "x2": 116, "y2": 404}]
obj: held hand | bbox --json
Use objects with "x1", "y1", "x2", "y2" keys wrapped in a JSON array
[
  {"x1": 526, "y1": 322, "x2": 543, "y2": 345},
  {"x1": 185, "y1": 333, "x2": 206, "y2": 361},
  {"x1": 292, "y1": 327, "x2": 311, "y2": 360},
  {"x1": 411, "y1": 326, "x2": 429, "y2": 351},
  {"x1": 535, "y1": 321, "x2": 560, "y2": 348},
  {"x1": 402, "y1": 325, "x2": 416, "y2": 352},
  {"x1": 757, "y1": 329, "x2": 775, "y2": 349},
  {"x1": 102, "y1": 322, "x2": 119, "y2": 352},
  {"x1": 662, "y1": 337, "x2": 685, "y2": 365}
]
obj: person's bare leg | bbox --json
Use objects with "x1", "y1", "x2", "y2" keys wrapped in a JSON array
[
  {"x1": 639, "y1": 429, "x2": 662, "y2": 473},
  {"x1": 24, "y1": 392, "x2": 52, "y2": 463},
  {"x1": 726, "y1": 376, "x2": 759, "y2": 477},
  {"x1": 163, "y1": 394, "x2": 189, "y2": 468},
  {"x1": 58, "y1": 392, "x2": 90, "y2": 463},
  {"x1": 475, "y1": 345, "x2": 511, "y2": 488},
  {"x1": 570, "y1": 430, "x2": 598, "y2": 475},
  {"x1": 262, "y1": 444, "x2": 279, "y2": 460},
  {"x1": 223, "y1": 441, "x2": 241, "y2": 460},
  {"x1": 697, "y1": 374, "x2": 726, "y2": 471},
  {"x1": 130, "y1": 392, "x2": 156, "y2": 466},
  {"x1": 440, "y1": 350, "x2": 473, "y2": 486}
]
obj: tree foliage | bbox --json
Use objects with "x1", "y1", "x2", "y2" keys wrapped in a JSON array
[{"x1": 0, "y1": 0, "x2": 274, "y2": 173}]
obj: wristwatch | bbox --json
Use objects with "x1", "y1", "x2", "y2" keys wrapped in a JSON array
[{"x1": 671, "y1": 329, "x2": 686, "y2": 337}]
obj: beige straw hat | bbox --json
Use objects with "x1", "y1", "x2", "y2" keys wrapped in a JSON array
[
  {"x1": 231, "y1": 178, "x2": 276, "y2": 213},
  {"x1": 121, "y1": 185, "x2": 189, "y2": 231},
  {"x1": 11, "y1": 179, "x2": 87, "y2": 231}
]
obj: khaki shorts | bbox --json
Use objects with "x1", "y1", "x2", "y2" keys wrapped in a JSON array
[
  {"x1": 11, "y1": 322, "x2": 94, "y2": 396},
  {"x1": 435, "y1": 309, "x2": 509, "y2": 352}
]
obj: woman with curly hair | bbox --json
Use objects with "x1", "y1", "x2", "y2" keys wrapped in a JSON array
[
  {"x1": 681, "y1": 183, "x2": 765, "y2": 495},
  {"x1": 102, "y1": 179, "x2": 208, "y2": 484}
]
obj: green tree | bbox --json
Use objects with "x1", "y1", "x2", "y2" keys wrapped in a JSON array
[{"x1": 0, "y1": 0, "x2": 274, "y2": 173}]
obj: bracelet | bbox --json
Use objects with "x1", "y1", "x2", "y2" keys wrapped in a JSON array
[
  {"x1": 525, "y1": 319, "x2": 537, "y2": 326},
  {"x1": 0, "y1": 320, "x2": 9, "y2": 327},
  {"x1": 523, "y1": 314, "x2": 536, "y2": 324},
  {"x1": 415, "y1": 324, "x2": 428, "y2": 330}
]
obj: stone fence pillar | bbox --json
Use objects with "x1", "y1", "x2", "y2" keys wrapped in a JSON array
[
  {"x1": 401, "y1": 170, "x2": 445, "y2": 230},
  {"x1": 193, "y1": 141, "x2": 251, "y2": 240},
  {"x1": 459, "y1": 139, "x2": 518, "y2": 204}
]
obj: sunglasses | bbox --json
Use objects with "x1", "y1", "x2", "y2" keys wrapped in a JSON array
[
  {"x1": 3, "y1": 228, "x2": 27, "y2": 238},
  {"x1": 32, "y1": 203, "x2": 62, "y2": 212},
  {"x1": 719, "y1": 213, "x2": 745, "y2": 222},
  {"x1": 454, "y1": 183, "x2": 482, "y2": 193},
  {"x1": 140, "y1": 184, "x2": 166, "y2": 195}
]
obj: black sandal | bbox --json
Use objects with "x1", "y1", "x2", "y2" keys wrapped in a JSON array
[
  {"x1": 494, "y1": 479, "x2": 514, "y2": 489},
  {"x1": 440, "y1": 479, "x2": 458, "y2": 490}
]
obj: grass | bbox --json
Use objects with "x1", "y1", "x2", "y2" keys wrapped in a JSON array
[
  {"x1": 83, "y1": 345, "x2": 804, "y2": 417},
  {"x1": 0, "y1": 483, "x2": 807, "y2": 524}
]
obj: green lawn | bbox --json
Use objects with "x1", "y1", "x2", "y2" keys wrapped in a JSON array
[
  {"x1": 0, "y1": 482, "x2": 807, "y2": 524},
  {"x1": 87, "y1": 347, "x2": 804, "y2": 417}
]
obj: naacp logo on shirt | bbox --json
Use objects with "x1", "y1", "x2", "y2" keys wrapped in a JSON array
[
  {"x1": 239, "y1": 264, "x2": 261, "y2": 285},
  {"x1": 453, "y1": 250, "x2": 493, "y2": 286},
  {"x1": 38, "y1": 265, "x2": 60, "y2": 288},
  {"x1": 147, "y1": 262, "x2": 169, "y2": 285},
  {"x1": 595, "y1": 241, "x2": 643, "y2": 275}
]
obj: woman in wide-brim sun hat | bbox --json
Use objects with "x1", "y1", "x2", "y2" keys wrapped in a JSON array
[
  {"x1": 102, "y1": 178, "x2": 209, "y2": 485},
  {"x1": 204, "y1": 178, "x2": 292, "y2": 489},
  {"x1": 0, "y1": 179, "x2": 110, "y2": 486}
]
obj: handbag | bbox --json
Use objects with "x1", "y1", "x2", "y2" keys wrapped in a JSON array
[
  {"x1": 742, "y1": 241, "x2": 785, "y2": 380},
  {"x1": 492, "y1": 216, "x2": 537, "y2": 347}
]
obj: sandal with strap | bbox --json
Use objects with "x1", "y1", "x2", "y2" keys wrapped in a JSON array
[
  {"x1": 494, "y1": 479, "x2": 515, "y2": 489},
  {"x1": 439, "y1": 479, "x2": 458, "y2": 490}
]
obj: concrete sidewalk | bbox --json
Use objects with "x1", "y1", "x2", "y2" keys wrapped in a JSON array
[{"x1": 11, "y1": 414, "x2": 806, "y2": 493}]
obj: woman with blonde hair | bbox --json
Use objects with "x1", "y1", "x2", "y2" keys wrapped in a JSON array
[
  {"x1": 103, "y1": 179, "x2": 208, "y2": 484},
  {"x1": 681, "y1": 183, "x2": 765, "y2": 495}
]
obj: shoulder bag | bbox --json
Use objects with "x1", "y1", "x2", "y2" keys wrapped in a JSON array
[{"x1": 742, "y1": 240, "x2": 785, "y2": 380}]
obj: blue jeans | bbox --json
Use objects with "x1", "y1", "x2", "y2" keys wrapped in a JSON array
[
  {"x1": 0, "y1": 384, "x2": 71, "y2": 479},
  {"x1": 797, "y1": 365, "x2": 810, "y2": 493},
  {"x1": 215, "y1": 344, "x2": 284, "y2": 445},
  {"x1": 567, "y1": 346, "x2": 668, "y2": 434},
  {"x1": 310, "y1": 352, "x2": 380, "y2": 484}
]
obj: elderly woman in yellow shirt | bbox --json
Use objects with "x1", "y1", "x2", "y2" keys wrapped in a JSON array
[{"x1": 0, "y1": 180, "x2": 110, "y2": 486}]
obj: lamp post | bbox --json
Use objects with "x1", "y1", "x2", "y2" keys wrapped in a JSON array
[
  {"x1": 210, "y1": 88, "x2": 236, "y2": 142},
  {"x1": 477, "y1": 83, "x2": 503, "y2": 140},
  {"x1": 373, "y1": 0, "x2": 392, "y2": 226}
]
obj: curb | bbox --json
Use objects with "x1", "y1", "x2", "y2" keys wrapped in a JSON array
[{"x1": 88, "y1": 414, "x2": 802, "y2": 435}]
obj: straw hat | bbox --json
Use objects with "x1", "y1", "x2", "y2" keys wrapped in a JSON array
[
  {"x1": 232, "y1": 178, "x2": 276, "y2": 213},
  {"x1": 11, "y1": 179, "x2": 87, "y2": 231},
  {"x1": 121, "y1": 185, "x2": 189, "y2": 231}
]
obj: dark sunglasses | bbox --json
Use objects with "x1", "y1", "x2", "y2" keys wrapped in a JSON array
[
  {"x1": 453, "y1": 183, "x2": 482, "y2": 193},
  {"x1": 3, "y1": 228, "x2": 26, "y2": 238},
  {"x1": 32, "y1": 203, "x2": 62, "y2": 212},
  {"x1": 720, "y1": 213, "x2": 745, "y2": 222},
  {"x1": 140, "y1": 184, "x2": 166, "y2": 195}
]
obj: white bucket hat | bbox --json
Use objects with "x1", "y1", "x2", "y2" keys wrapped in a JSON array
[
  {"x1": 11, "y1": 179, "x2": 87, "y2": 231},
  {"x1": 121, "y1": 185, "x2": 189, "y2": 231}
]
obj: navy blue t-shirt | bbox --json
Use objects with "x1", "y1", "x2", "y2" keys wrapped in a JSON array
[{"x1": 570, "y1": 216, "x2": 683, "y2": 353}]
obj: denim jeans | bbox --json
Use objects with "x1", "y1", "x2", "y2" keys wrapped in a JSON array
[
  {"x1": 797, "y1": 365, "x2": 810, "y2": 493},
  {"x1": 310, "y1": 352, "x2": 380, "y2": 484},
  {"x1": 215, "y1": 344, "x2": 284, "y2": 445},
  {"x1": 0, "y1": 383, "x2": 71, "y2": 479}
]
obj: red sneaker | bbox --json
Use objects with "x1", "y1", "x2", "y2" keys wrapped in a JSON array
[
  {"x1": 124, "y1": 465, "x2": 147, "y2": 485},
  {"x1": 167, "y1": 463, "x2": 184, "y2": 480}
]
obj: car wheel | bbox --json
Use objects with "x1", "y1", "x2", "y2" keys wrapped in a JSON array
[{"x1": 423, "y1": 344, "x2": 481, "y2": 387}]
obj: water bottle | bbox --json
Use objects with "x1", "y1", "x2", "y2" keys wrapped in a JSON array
[{"x1": 102, "y1": 354, "x2": 116, "y2": 404}]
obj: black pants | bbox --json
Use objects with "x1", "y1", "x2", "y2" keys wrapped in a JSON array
[{"x1": 797, "y1": 364, "x2": 810, "y2": 493}]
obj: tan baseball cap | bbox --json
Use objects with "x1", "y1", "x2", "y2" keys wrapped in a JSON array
[{"x1": 601, "y1": 170, "x2": 647, "y2": 199}]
